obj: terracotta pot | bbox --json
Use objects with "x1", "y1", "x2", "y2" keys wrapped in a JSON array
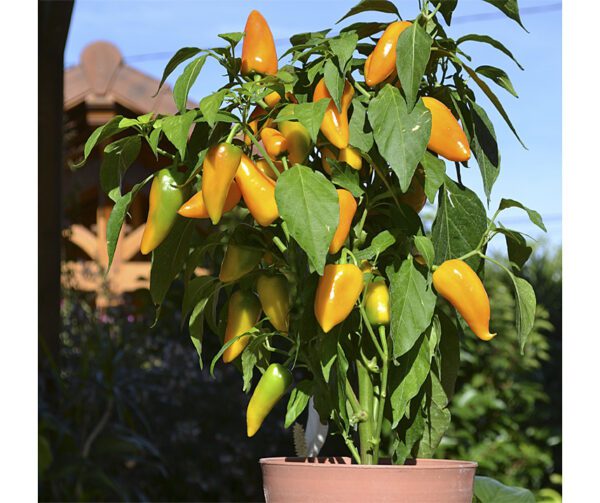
[{"x1": 260, "y1": 457, "x2": 477, "y2": 503}]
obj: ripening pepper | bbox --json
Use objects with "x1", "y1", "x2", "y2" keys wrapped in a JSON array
[
  {"x1": 223, "y1": 290, "x2": 262, "y2": 363},
  {"x1": 178, "y1": 181, "x2": 241, "y2": 219},
  {"x1": 257, "y1": 274, "x2": 290, "y2": 333},
  {"x1": 320, "y1": 146, "x2": 335, "y2": 175},
  {"x1": 140, "y1": 168, "x2": 188, "y2": 255},
  {"x1": 432, "y1": 259, "x2": 496, "y2": 341},
  {"x1": 339, "y1": 146, "x2": 362, "y2": 171},
  {"x1": 364, "y1": 21, "x2": 412, "y2": 87},
  {"x1": 247, "y1": 363, "x2": 292, "y2": 437},
  {"x1": 235, "y1": 154, "x2": 279, "y2": 227},
  {"x1": 202, "y1": 143, "x2": 243, "y2": 225},
  {"x1": 313, "y1": 78, "x2": 354, "y2": 149},
  {"x1": 244, "y1": 107, "x2": 273, "y2": 146},
  {"x1": 314, "y1": 263, "x2": 364, "y2": 333},
  {"x1": 329, "y1": 189, "x2": 358, "y2": 254},
  {"x1": 219, "y1": 243, "x2": 263, "y2": 283},
  {"x1": 261, "y1": 127, "x2": 288, "y2": 159},
  {"x1": 364, "y1": 278, "x2": 390, "y2": 326},
  {"x1": 278, "y1": 120, "x2": 312, "y2": 165},
  {"x1": 241, "y1": 10, "x2": 278, "y2": 76},
  {"x1": 398, "y1": 167, "x2": 426, "y2": 213},
  {"x1": 256, "y1": 159, "x2": 284, "y2": 180},
  {"x1": 422, "y1": 97, "x2": 471, "y2": 162}
]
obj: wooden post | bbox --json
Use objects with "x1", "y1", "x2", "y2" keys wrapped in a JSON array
[{"x1": 39, "y1": 0, "x2": 74, "y2": 359}]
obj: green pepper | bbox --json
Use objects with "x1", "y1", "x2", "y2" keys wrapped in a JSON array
[
  {"x1": 277, "y1": 116, "x2": 312, "y2": 166},
  {"x1": 140, "y1": 168, "x2": 189, "y2": 255},
  {"x1": 219, "y1": 244, "x2": 263, "y2": 283},
  {"x1": 247, "y1": 363, "x2": 293, "y2": 437}
]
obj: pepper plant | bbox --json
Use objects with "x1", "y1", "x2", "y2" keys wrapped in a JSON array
[{"x1": 80, "y1": 0, "x2": 544, "y2": 467}]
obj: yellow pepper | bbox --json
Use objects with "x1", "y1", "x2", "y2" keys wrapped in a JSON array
[
  {"x1": 256, "y1": 274, "x2": 290, "y2": 333},
  {"x1": 329, "y1": 189, "x2": 358, "y2": 254},
  {"x1": 178, "y1": 181, "x2": 241, "y2": 219},
  {"x1": 313, "y1": 78, "x2": 354, "y2": 149},
  {"x1": 222, "y1": 290, "x2": 262, "y2": 363},
  {"x1": 364, "y1": 21, "x2": 412, "y2": 87},
  {"x1": 235, "y1": 154, "x2": 279, "y2": 227},
  {"x1": 422, "y1": 97, "x2": 471, "y2": 162}
]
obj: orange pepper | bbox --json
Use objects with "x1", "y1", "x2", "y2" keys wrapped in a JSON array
[
  {"x1": 261, "y1": 127, "x2": 288, "y2": 159},
  {"x1": 178, "y1": 181, "x2": 241, "y2": 219},
  {"x1": 329, "y1": 189, "x2": 358, "y2": 254},
  {"x1": 313, "y1": 78, "x2": 354, "y2": 149},
  {"x1": 364, "y1": 21, "x2": 412, "y2": 87},
  {"x1": 422, "y1": 97, "x2": 471, "y2": 162},
  {"x1": 241, "y1": 10, "x2": 278, "y2": 76},
  {"x1": 256, "y1": 159, "x2": 284, "y2": 180},
  {"x1": 398, "y1": 167, "x2": 426, "y2": 213},
  {"x1": 235, "y1": 154, "x2": 279, "y2": 226},
  {"x1": 339, "y1": 146, "x2": 362, "y2": 171}
]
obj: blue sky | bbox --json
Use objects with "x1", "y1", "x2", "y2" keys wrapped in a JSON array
[{"x1": 65, "y1": 0, "x2": 562, "y2": 248}]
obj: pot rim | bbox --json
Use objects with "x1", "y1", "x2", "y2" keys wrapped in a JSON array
[{"x1": 259, "y1": 457, "x2": 478, "y2": 470}]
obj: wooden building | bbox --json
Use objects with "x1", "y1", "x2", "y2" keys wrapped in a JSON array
[{"x1": 62, "y1": 41, "x2": 195, "y2": 307}]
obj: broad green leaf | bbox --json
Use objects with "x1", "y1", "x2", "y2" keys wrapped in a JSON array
[
  {"x1": 285, "y1": 381, "x2": 314, "y2": 428},
  {"x1": 100, "y1": 136, "x2": 141, "y2": 202},
  {"x1": 218, "y1": 32, "x2": 243, "y2": 45},
  {"x1": 161, "y1": 110, "x2": 196, "y2": 160},
  {"x1": 388, "y1": 334, "x2": 431, "y2": 427},
  {"x1": 476, "y1": 65, "x2": 518, "y2": 97},
  {"x1": 329, "y1": 32, "x2": 358, "y2": 72},
  {"x1": 150, "y1": 219, "x2": 193, "y2": 306},
  {"x1": 474, "y1": 476, "x2": 536, "y2": 503},
  {"x1": 469, "y1": 101, "x2": 500, "y2": 204},
  {"x1": 329, "y1": 159, "x2": 364, "y2": 197},
  {"x1": 275, "y1": 166, "x2": 339, "y2": 275},
  {"x1": 147, "y1": 127, "x2": 161, "y2": 158},
  {"x1": 354, "y1": 230, "x2": 396, "y2": 261},
  {"x1": 349, "y1": 100, "x2": 374, "y2": 152},
  {"x1": 388, "y1": 259, "x2": 437, "y2": 358},
  {"x1": 496, "y1": 227, "x2": 533, "y2": 271},
  {"x1": 481, "y1": 0, "x2": 526, "y2": 30},
  {"x1": 173, "y1": 55, "x2": 207, "y2": 113},
  {"x1": 413, "y1": 236, "x2": 435, "y2": 269},
  {"x1": 396, "y1": 23, "x2": 432, "y2": 110},
  {"x1": 155, "y1": 47, "x2": 202, "y2": 96},
  {"x1": 106, "y1": 176, "x2": 153, "y2": 271},
  {"x1": 276, "y1": 100, "x2": 330, "y2": 144},
  {"x1": 499, "y1": 198, "x2": 547, "y2": 231},
  {"x1": 337, "y1": 0, "x2": 400, "y2": 24},
  {"x1": 81, "y1": 115, "x2": 126, "y2": 164},
  {"x1": 368, "y1": 86, "x2": 432, "y2": 192},
  {"x1": 437, "y1": 311, "x2": 460, "y2": 401},
  {"x1": 457, "y1": 34, "x2": 524, "y2": 70},
  {"x1": 182, "y1": 276, "x2": 218, "y2": 322},
  {"x1": 420, "y1": 152, "x2": 446, "y2": 203},
  {"x1": 417, "y1": 398, "x2": 451, "y2": 457},
  {"x1": 512, "y1": 275, "x2": 536, "y2": 353},
  {"x1": 199, "y1": 89, "x2": 227, "y2": 128},
  {"x1": 431, "y1": 177, "x2": 487, "y2": 269},
  {"x1": 324, "y1": 60, "x2": 344, "y2": 112},
  {"x1": 462, "y1": 63, "x2": 526, "y2": 148}
]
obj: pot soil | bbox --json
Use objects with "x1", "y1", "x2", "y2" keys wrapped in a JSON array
[{"x1": 260, "y1": 457, "x2": 477, "y2": 503}]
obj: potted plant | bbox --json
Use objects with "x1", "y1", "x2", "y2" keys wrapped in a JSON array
[{"x1": 79, "y1": 1, "x2": 543, "y2": 501}]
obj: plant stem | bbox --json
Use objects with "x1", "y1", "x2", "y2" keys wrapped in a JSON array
[
  {"x1": 372, "y1": 325, "x2": 389, "y2": 464},
  {"x1": 342, "y1": 432, "x2": 362, "y2": 464},
  {"x1": 357, "y1": 361, "x2": 374, "y2": 464},
  {"x1": 226, "y1": 123, "x2": 241, "y2": 143},
  {"x1": 243, "y1": 125, "x2": 280, "y2": 179},
  {"x1": 354, "y1": 81, "x2": 372, "y2": 100},
  {"x1": 281, "y1": 156, "x2": 289, "y2": 171},
  {"x1": 273, "y1": 236, "x2": 287, "y2": 253},
  {"x1": 359, "y1": 304, "x2": 385, "y2": 360}
]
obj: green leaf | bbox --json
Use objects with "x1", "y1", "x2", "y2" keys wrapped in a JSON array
[
  {"x1": 285, "y1": 381, "x2": 314, "y2": 428},
  {"x1": 329, "y1": 32, "x2": 358, "y2": 72},
  {"x1": 476, "y1": 65, "x2": 518, "y2": 97},
  {"x1": 437, "y1": 311, "x2": 460, "y2": 401},
  {"x1": 462, "y1": 63, "x2": 526, "y2": 148},
  {"x1": 457, "y1": 34, "x2": 524, "y2": 70},
  {"x1": 323, "y1": 60, "x2": 344, "y2": 112},
  {"x1": 100, "y1": 136, "x2": 141, "y2": 202},
  {"x1": 155, "y1": 47, "x2": 202, "y2": 96},
  {"x1": 417, "y1": 398, "x2": 451, "y2": 457},
  {"x1": 199, "y1": 89, "x2": 227, "y2": 128},
  {"x1": 354, "y1": 230, "x2": 396, "y2": 261},
  {"x1": 319, "y1": 331, "x2": 338, "y2": 383},
  {"x1": 241, "y1": 337, "x2": 269, "y2": 393},
  {"x1": 396, "y1": 23, "x2": 432, "y2": 110},
  {"x1": 218, "y1": 32, "x2": 243, "y2": 45},
  {"x1": 413, "y1": 236, "x2": 434, "y2": 269},
  {"x1": 329, "y1": 159, "x2": 364, "y2": 197},
  {"x1": 469, "y1": 101, "x2": 500, "y2": 204},
  {"x1": 150, "y1": 219, "x2": 193, "y2": 306},
  {"x1": 368, "y1": 86, "x2": 432, "y2": 192},
  {"x1": 106, "y1": 176, "x2": 153, "y2": 271},
  {"x1": 161, "y1": 110, "x2": 196, "y2": 160},
  {"x1": 275, "y1": 166, "x2": 339, "y2": 275},
  {"x1": 81, "y1": 115, "x2": 126, "y2": 164},
  {"x1": 182, "y1": 276, "x2": 218, "y2": 322},
  {"x1": 431, "y1": 177, "x2": 487, "y2": 269},
  {"x1": 276, "y1": 100, "x2": 330, "y2": 144},
  {"x1": 431, "y1": 0, "x2": 458, "y2": 25},
  {"x1": 388, "y1": 260, "x2": 437, "y2": 358},
  {"x1": 420, "y1": 152, "x2": 445, "y2": 203},
  {"x1": 474, "y1": 476, "x2": 536, "y2": 503},
  {"x1": 498, "y1": 199, "x2": 546, "y2": 231},
  {"x1": 190, "y1": 336, "x2": 204, "y2": 369},
  {"x1": 349, "y1": 100, "x2": 373, "y2": 152},
  {"x1": 147, "y1": 127, "x2": 161, "y2": 158},
  {"x1": 341, "y1": 21, "x2": 388, "y2": 40},
  {"x1": 173, "y1": 55, "x2": 207, "y2": 113},
  {"x1": 337, "y1": 0, "x2": 400, "y2": 24},
  {"x1": 481, "y1": 0, "x2": 526, "y2": 30},
  {"x1": 388, "y1": 334, "x2": 431, "y2": 427},
  {"x1": 511, "y1": 275, "x2": 536, "y2": 354},
  {"x1": 496, "y1": 227, "x2": 533, "y2": 271}
]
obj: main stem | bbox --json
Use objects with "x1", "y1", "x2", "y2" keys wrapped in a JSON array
[
  {"x1": 372, "y1": 325, "x2": 389, "y2": 464},
  {"x1": 357, "y1": 361, "x2": 374, "y2": 464}
]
